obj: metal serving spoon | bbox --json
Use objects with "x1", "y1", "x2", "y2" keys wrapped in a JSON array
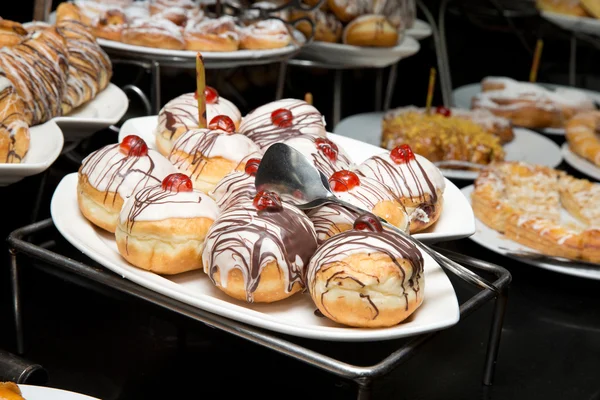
[{"x1": 255, "y1": 143, "x2": 499, "y2": 293}]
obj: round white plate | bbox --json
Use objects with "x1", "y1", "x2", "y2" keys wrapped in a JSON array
[
  {"x1": 333, "y1": 111, "x2": 562, "y2": 180},
  {"x1": 453, "y1": 82, "x2": 600, "y2": 136},
  {"x1": 541, "y1": 11, "x2": 600, "y2": 37},
  {"x1": 0, "y1": 120, "x2": 64, "y2": 186},
  {"x1": 562, "y1": 142, "x2": 600, "y2": 181},
  {"x1": 299, "y1": 36, "x2": 420, "y2": 68},
  {"x1": 120, "y1": 115, "x2": 476, "y2": 243},
  {"x1": 51, "y1": 173, "x2": 459, "y2": 342},
  {"x1": 19, "y1": 385, "x2": 99, "y2": 400},
  {"x1": 461, "y1": 185, "x2": 600, "y2": 280},
  {"x1": 406, "y1": 19, "x2": 432, "y2": 40},
  {"x1": 53, "y1": 83, "x2": 129, "y2": 141}
]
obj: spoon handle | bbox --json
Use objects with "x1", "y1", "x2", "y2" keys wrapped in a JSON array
[{"x1": 330, "y1": 199, "x2": 499, "y2": 294}]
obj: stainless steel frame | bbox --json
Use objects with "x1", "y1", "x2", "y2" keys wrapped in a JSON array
[{"x1": 8, "y1": 219, "x2": 511, "y2": 399}]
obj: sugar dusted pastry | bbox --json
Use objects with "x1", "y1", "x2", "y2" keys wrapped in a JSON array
[
  {"x1": 357, "y1": 145, "x2": 445, "y2": 233},
  {"x1": 116, "y1": 173, "x2": 219, "y2": 274},
  {"x1": 283, "y1": 136, "x2": 353, "y2": 177},
  {"x1": 307, "y1": 213, "x2": 424, "y2": 328},
  {"x1": 311, "y1": 170, "x2": 409, "y2": 238},
  {"x1": 168, "y1": 126, "x2": 261, "y2": 193},
  {"x1": 239, "y1": 98, "x2": 327, "y2": 149},
  {"x1": 202, "y1": 191, "x2": 318, "y2": 303},
  {"x1": 155, "y1": 88, "x2": 241, "y2": 156},
  {"x1": 239, "y1": 19, "x2": 291, "y2": 50},
  {"x1": 78, "y1": 135, "x2": 178, "y2": 233},
  {"x1": 209, "y1": 157, "x2": 261, "y2": 209}
]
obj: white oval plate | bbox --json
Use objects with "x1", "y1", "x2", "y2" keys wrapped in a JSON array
[
  {"x1": 52, "y1": 172, "x2": 459, "y2": 341},
  {"x1": 299, "y1": 36, "x2": 420, "y2": 68},
  {"x1": 562, "y1": 142, "x2": 600, "y2": 181},
  {"x1": 333, "y1": 111, "x2": 562, "y2": 180},
  {"x1": 453, "y1": 82, "x2": 600, "y2": 136},
  {"x1": 541, "y1": 11, "x2": 600, "y2": 37},
  {"x1": 461, "y1": 185, "x2": 600, "y2": 280},
  {"x1": 407, "y1": 19, "x2": 432, "y2": 40},
  {"x1": 19, "y1": 385, "x2": 99, "y2": 400},
  {"x1": 53, "y1": 83, "x2": 129, "y2": 141},
  {"x1": 119, "y1": 115, "x2": 476, "y2": 243},
  {"x1": 0, "y1": 120, "x2": 64, "y2": 186}
]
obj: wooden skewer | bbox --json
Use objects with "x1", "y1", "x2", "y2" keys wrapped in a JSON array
[
  {"x1": 304, "y1": 92, "x2": 313, "y2": 105},
  {"x1": 529, "y1": 39, "x2": 544, "y2": 83},
  {"x1": 425, "y1": 67, "x2": 436, "y2": 114},
  {"x1": 196, "y1": 52, "x2": 207, "y2": 129}
]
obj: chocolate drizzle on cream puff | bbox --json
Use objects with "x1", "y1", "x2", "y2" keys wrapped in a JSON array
[
  {"x1": 202, "y1": 200, "x2": 318, "y2": 302},
  {"x1": 283, "y1": 136, "x2": 353, "y2": 177}
]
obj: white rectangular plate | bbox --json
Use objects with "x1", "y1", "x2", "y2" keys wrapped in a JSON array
[
  {"x1": 0, "y1": 120, "x2": 64, "y2": 186},
  {"x1": 53, "y1": 83, "x2": 129, "y2": 140},
  {"x1": 52, "y1": 173, "x2": 459, "y2": 341},
  {"x1": 119, "y1": 115, "x2": 476, "y2": 244},
  {"x1": 462, "y1": 185, "x2": 600, "y2": 280}
]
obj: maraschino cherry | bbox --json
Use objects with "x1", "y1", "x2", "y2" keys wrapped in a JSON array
[
  {"x1": 209, "y1": 115, "x2": 235, "y2": 133},
  {"x1": 315, "y1": 138, "x2": 338, "y2": 162},
  {"x1": 244, "y1": 158, "x2": 261, "y2": 176},
  {"x1": 353, "y1": 213, "x2": 383, "y2": 233},
  {"x1": 328, "y1": 170, "x2": 360, "y2": 192},
  {"x1": 271, "y1": 108, "x2": 293, "y2": 128},
  {"x1": 390, "y1": 144, "x2": 415, "y2": 164},
  {"x1": 435, "y1": 106, "x2": 451, "y2": 117},
  {"x1": 119, "y1": 135, "x2": 148, "y2": 157},
  {"x1": 194, "y1": 86, "x2": 219, "y2": 104},
  {"x1": 253, "y1": 191, "x2": 283, "y2": 212},
  {"x1": 162, "y1": 173, "x2": 193, "y2": 193}
]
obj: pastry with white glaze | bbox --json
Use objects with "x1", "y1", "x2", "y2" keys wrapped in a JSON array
[{"x1": 209, "y1": 157, "x2": 260, "y2": 209}]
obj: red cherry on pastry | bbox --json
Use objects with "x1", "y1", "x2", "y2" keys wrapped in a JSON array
[
  {"x1": 271, "y1": 108, "x2": 293, "y2": 128},
  {"x1": 244, "y1": 158, "x2": 261, "y2": 176},
  {"x1": 253, "y1": 191, "x2": 283, "y2": 212},
  {"x1": 315, "y1": 138, "x2": 338, "y2": 162},
  {"x1": 209, "y1": 115, "x2": 235, "y2": 133},
  {"x1": 161, "y1": 173, "x2": 193, "y2": 193},
  {"x1": 119, "y1": 135, "x2": 148, "y2": 157},
  {"x1": 390, "y1": 144, "x2": 415, "y2": 164},
  {"x1": 354, "y1": 213, "x2": 383, "y2": 233},
  {"x1": 435, "y1": 106, "x2": 451, "y2": 117},
  {"x1": 205, "y1": 86, "x2": 219, "y2": 104},
  {"x1": 328, "y1": 170, "x2": 360, "y2": 192}
]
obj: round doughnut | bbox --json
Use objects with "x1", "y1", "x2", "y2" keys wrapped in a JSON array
[
  {"x1": 282, "y1": 136, "x2": 353, "y2": 177},
  {"x1": 209, "y1": 157, "x2": 261, "y2": 210},
  {"x1": 121, "y1": 18, "x2": 185, "y2": 49},
  {"x1": 155, "y1": 90, "x2": 242, "y2": 156},
  {"x1": 307, "y1": 214, "x2": 424, "y2": 328},
  {"x1": 77, "y1": 135, "x2": 178, "y2": 233},
  {"x1": 238, "y1": 98, "x2": 327, "y2": 149},
  {"x1": 116, "y1": 173, "x2": 219, "y2": 275},
  {"x1": 356, "y1": 144, "x2": 446, "y2": 233},
  {"x1": 342, "y1": 14, "x2": 399, "y2": 47},
  {"x1": 168, "y1": 128, "x2": 262, "y2": 193},
  {"x1": 239, "y1": 19, "x2": 291, "y2": 50},
  {"x1": 184, "y1": 16, "x2": 240, "y2": 52},
  {"x1": 202, "y1": 191, "x2": 318, "y2": 303}
]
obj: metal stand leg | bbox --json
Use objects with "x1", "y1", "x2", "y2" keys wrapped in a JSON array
[
  {"x1": 150, "y1": 61, "x2": 161, "y2": 114},
  {"x1": 122, "y1": 84, "x2": 152, "y2": 116},
  {"x1": 276, "y1": 62, "x2": 287, "y2": 100},
  {"x1": 374, "y1": 69, "x2": 384, "y2": 111},
  {"x1": 384, "y1": 63, "x2": 399, "y2": 111},
  {"x1": 356, "y1": 378, "x2": 372, "y2": 400},
  {"x1": 569, "y1": 35, "x2": 577, "y2": 87},
  {"x1": 483, "y1": 290, "x2": 509, "y2": 386},
  {"x1": 30, "y1": 170, "x2": 48, "y2": 224},
  {"x1": 10, "y1": 250, "x2": 25, "y2": 355},
  {"x1": 333, "y1": 70, "x2": 342, "y2": 128}
]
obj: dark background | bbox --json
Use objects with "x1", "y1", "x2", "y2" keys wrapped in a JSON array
[{"x1": 2, "y1": 0, "x2": 600, "y2": 399}]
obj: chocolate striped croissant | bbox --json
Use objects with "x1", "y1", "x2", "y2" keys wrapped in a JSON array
[
  {"x1": 56, "y1": 20, "x2": 112, "y2": 115},
  {"x1": 0, "y1": 75, "x2": 29, "y2": 163},
  {"x1": 0, "y1": 27, "x2": 69, "y2": 125}
]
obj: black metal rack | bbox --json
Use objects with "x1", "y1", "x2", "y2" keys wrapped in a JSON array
[{"x1": 8, "y1": 219, "x2": 511, "y2": 400}]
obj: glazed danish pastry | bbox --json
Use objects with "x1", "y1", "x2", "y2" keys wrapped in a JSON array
[
  {"x1": 202, "y1": 191, "x2": 318, "y2": 303},
  {"x1": 239, "y1": 19, "x2": 291, "y2": 50},
  {"x1": 566, "y1": 111, "x2": 600, "y2": 167},
  {"x1": 307, "y1": 214, "x2": 424, "y2": 328},
  {"x1": 0, "y1": 76, "x2": 29, "y2": 163},
  {"x1": 122, "y1": 18, "x2": 185, "y2": 49},
  {"x1": 184, "y1": 16, "x2": 239, "y2": 52}
]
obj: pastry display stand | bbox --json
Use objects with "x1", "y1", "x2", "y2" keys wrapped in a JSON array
[{"x1": 8, "y1": 219, "x2": 511, "y2": 399}]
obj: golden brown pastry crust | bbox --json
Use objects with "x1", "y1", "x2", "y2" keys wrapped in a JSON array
[
  {"x1": 291, "y1": 10, "x2": 342, "y2": 43},
  {"x1": 0, "y1": 18, "x2": 27, "y2": 48},
  {"x1": 566, "y1": 111, "x2": 600, "y2": 167},
  {"x1": 0, "y1": 82, "x2": 30, "y2": 164},
  {"x1": 0, "y1": 382, "x2": 24, "y2": 400},
  {"x1": 77, "y1": 173, "x2": 124, "y2": 233},
  {"x1": 581, "y1": 0, "x2": 600, "y2": 17},
  {"x1": 342, "y1": 14, "x2": 398, "y2": 47},
  {"x1": 536, "y1": 0, "x2": 590, "y2": 16}
]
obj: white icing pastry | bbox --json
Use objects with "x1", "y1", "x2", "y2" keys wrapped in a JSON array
[
  {"x1": 209, "y1": 170, "x2": 256, "y2": 209},
  {"x1": 170, "y1": 128, "x2": 261, "y2": 163},
  {"x1": 283, "y1": 136, "x2": 353, "y2": 177}
]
